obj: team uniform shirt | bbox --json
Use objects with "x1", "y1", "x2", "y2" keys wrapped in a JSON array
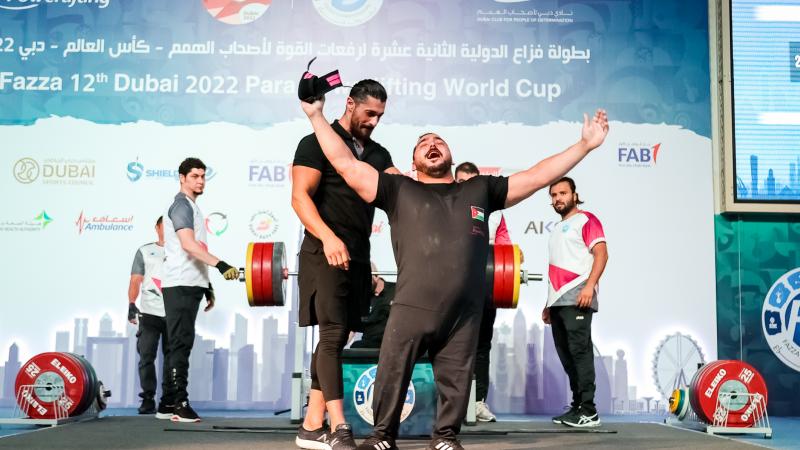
[
  {"x1": 293, "y1": 120, "x2": 394, "y2": 263},
  {"x1": 372, "y1": 173, "x2": 509, "y2": 314},
  {"x1": 162, "y1": 193, "x2": 209, "y2": 288},
  {"x1": 131, "y1": 242, "x2": 166, "y2": 316},
  {"x1": 547, "y1": 210, "x2": 605, "y2": 310}
]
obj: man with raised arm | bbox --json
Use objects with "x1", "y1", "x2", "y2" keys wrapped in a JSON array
[
  {"x1": 300, "y1": 97, "x2": 608, "y2": 450},
  {"x1": 292, "y1": 80, "x2": 399, "y2": 450}
]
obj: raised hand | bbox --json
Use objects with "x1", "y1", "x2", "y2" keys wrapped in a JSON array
[
  {"x1": 581, "y1": 109, "x2": 609, "y2": 151},
  {"x1": 300, "y1": 96, "x2": 326, "y2": 118}
]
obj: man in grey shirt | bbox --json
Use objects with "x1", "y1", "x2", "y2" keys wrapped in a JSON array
[
  {"x1": 161, "y1": 157, "x2": 239, "y2": 423},
  {"x1": 128, "y1": 216, "x2": 168, "y2": 415}
]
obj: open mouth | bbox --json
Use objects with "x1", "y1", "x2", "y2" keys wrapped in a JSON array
[{"x1": 425, "y1": 149, "x2": 442, "y2": 160}]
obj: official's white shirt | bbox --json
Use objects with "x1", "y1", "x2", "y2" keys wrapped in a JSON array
[
  {"x1": 131, "y1": 242, "x2": 165, "y2": 316},
  {"x1": 162, "y1": 192, "x2": 209, "y2": 288}
]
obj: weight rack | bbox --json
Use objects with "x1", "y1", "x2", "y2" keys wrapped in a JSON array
[
  {"x1": 665, "y1": 391, "x2": 772, "y2": 439},
  {"x1": 0, "y1": 384, "x2": 100, "y2": 427}
]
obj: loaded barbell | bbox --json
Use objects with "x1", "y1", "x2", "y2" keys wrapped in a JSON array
[{"x1": 239, "y1": 242, "x2": 542, "y2": 308}]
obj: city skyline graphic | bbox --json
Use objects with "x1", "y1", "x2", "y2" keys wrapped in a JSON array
[
  {"x1": 737, "y1": 154, "x2": 800, "y2": 201},
  {"x1": 1, "y1": 310, "x2": 673, "y2": 415}
]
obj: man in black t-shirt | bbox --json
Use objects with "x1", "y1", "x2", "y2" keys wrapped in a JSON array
[
  {"x1": 300, "y1": 97, "x2": 608, "y2": 450},
  {"x1": 292, "y1": 80, "x2": 400, "y2": 450}
]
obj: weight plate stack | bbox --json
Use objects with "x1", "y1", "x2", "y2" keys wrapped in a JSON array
[
  {"x1": 14, "y1": 352, "x2": 91, "y2": 419},
  {"x1": 689, "y1": 360, "x2": 768, "y2": 426}
]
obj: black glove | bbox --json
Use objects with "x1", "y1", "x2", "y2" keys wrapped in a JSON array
[
  {"x1": 128, "y1": 303, "x2": 140, "y2": 321},
  {"x1": 298, "y1": 57, "x2": 343, "y2": 103},
  {"x1": 216, "y1": 260, "x2": 239, "y2": 280},
  {"x1": 204, "y1": 285, "x2": 216, "y2": 312}
]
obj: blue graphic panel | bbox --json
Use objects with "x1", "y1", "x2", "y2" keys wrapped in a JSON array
[
  {"x1": 732, "y1": 0, "x2": 800, "y2": 202},
  {"x1": 0, "y1": 0, "x2": 711, "y2": 135}
]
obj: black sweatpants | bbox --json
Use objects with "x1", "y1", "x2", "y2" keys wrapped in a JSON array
[
  {"x1": 474, "y1": 301, "x2": 496, "y2": 402},
  {"x1": 299, "y1": 248, "x2": 371, "y2": 401},
  {"x1": 550, "y1": 305, "x2": 596, "y2": 411},
  {"x1": 163, "y1": 286, "x2": 205, "y2": 405},
  {"x1": 371, "y1": 304, "x2": 482, "y2": 440},
  {"x1": 137, "y1": 313, "x2": 170, "y2": 403}
]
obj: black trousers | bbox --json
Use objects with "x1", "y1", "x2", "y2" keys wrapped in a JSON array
[
  {"x1": 372, "y1": 304, "x2": 482, "y2": 440},
  {"x1": 299, "y1": 249, "x2": 371, "y2": 401},
  {"x1": 474, "y1": 301, "x2": 496, "y2": 402},
  {"x1": 163, "y1": 286, "x2": 204, "y2": 405},
  {"x1": 550, "y1": 305, "x2": 596, "y2": 411},
  {"x1": 137, "y1": 313, "x2": 170, "y2": 402}
]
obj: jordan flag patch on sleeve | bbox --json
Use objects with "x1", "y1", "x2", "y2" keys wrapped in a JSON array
[{"x1": 471, "y1": 206, "x2": 485, "y2": 221}]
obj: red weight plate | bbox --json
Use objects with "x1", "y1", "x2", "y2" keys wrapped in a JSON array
[
  {"x1": 691, "y1": 360, "x2": 731, "y2": 423},
  {"x1": 69, "y1": 353, "x2": 99, "y2": 415},
  {"x1": 690, "y1": 360, "x2": 724, "y2": 423},
  {"x1": 502, "y1": 244, "x2": 516, "y2": 307},
  {"x1": 14, "y1": 352, "x2": 88, "y2": 419},
  {"x1": 63, "y1": 353, "x2": 92, "y2": 416},
  {"x1": 492, "y1": 245, "x2": 507, "y2": 308},
  {"x1": 485, "y1": 247, "x2": 495, "y2": 302},
  {"x1": 262, "y1": 242, "x2": 275, "y2": 306},
  {"x1": 251, "y1": 242, "x2": 265, "y2": 306},
  {"x1": 692, "y1": 360, "x2": 768, "y2": 427},
  {"x1": 496, "y1": 245, "x2": 513, "y2": 308}
]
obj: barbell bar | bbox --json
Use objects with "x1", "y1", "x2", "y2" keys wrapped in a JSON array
[{"x1": 239, "y1": 242, "x2": 542, "y2": 308}]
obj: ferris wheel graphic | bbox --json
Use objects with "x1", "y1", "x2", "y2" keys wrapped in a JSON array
[{"x1": 652, "y1": 332, "x2": 706, "y2": 399}]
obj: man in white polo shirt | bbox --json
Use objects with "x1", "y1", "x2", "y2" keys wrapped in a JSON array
[
  {"x1": 128, "y1": 216, "x2": 167, "y2": 416},
  {"x1": 161, "y1": 157, "x2": 239, "y2": 423},
  {"x1": 543, "y1": 177, "x2": 608, "y2": 428}
]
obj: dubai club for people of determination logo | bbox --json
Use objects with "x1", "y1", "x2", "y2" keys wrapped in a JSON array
[
  {"x1": 762, "y1": 268, "x2": 800, "y2": 372},
  {"x1": 249, "y1": 210, "x2": 279, "y2": 240},
  {"x1": 311, "y1": 0, "x2": 383, "y2": 27},
  {"x1": 203, "y1": 0, "x2": 272, "y2": 25},
  {"x1": 354, "y1": 365, "x2": 415, "y2": 425}
]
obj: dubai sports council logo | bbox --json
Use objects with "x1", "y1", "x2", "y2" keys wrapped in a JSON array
[
  {"x1": 203, "y1": 0, "x2": 272, "y2": 25},
  {"x1": 762, "y1": 268, "x2": 800, "y2": 372}
]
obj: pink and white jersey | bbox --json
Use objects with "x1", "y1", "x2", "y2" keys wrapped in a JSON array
[{"x1": 547, "y1": 210, "x2": 605, "y2": 307}]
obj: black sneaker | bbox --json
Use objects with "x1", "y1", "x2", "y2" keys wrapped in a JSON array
[
  {"x1": 138, "y1": 398, "x2": 155, "y2": 415},
  {"x1": 357, "y1": 435, "x2": 397, "y2": 450},
  {"x1": 170, "y1": 401, "x2": 201, "y2": 423},
  {"x1": 427, "y1": 438, "x2": 464, "y2": 450},
  {"x1": 552, "y1": 405, "x2": 578, "y2": 424},
  {"x1": 155, "y1": 402, "x2": 174, "y2": 420},
  {"x1": 328, "y1": 423, "x2": 357, "y2": 450},
  {"x1": 295, "y1": 424, "x2": 330, "y2": 450},
  {"x1": 562, "y1": 407, "x2": 600, "y2": 428}
]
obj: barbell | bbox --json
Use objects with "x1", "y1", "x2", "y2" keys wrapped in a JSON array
[{"x1": 239, "y1": 242, "x2": 542, "y2": 308}]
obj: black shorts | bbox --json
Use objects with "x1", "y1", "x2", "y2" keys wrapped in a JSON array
[{"x1": 297, "y1": 240, "x2": 371, "y2": 332}]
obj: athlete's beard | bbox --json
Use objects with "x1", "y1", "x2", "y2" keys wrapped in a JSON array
[
  {"x1": 552, "y1": 198, "x2": 575, "y2": 217},
  {"x1": 417, "y1": 156, "x2": 453, "y2": 178}
]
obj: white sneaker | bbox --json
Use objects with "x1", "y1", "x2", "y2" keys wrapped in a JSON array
[
  {"x1": 475, "y1": 401, "x2": 496, "y2": 422},
  {"x1": 562, "y1": 410, "x2": 600, "y2": 428}
]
